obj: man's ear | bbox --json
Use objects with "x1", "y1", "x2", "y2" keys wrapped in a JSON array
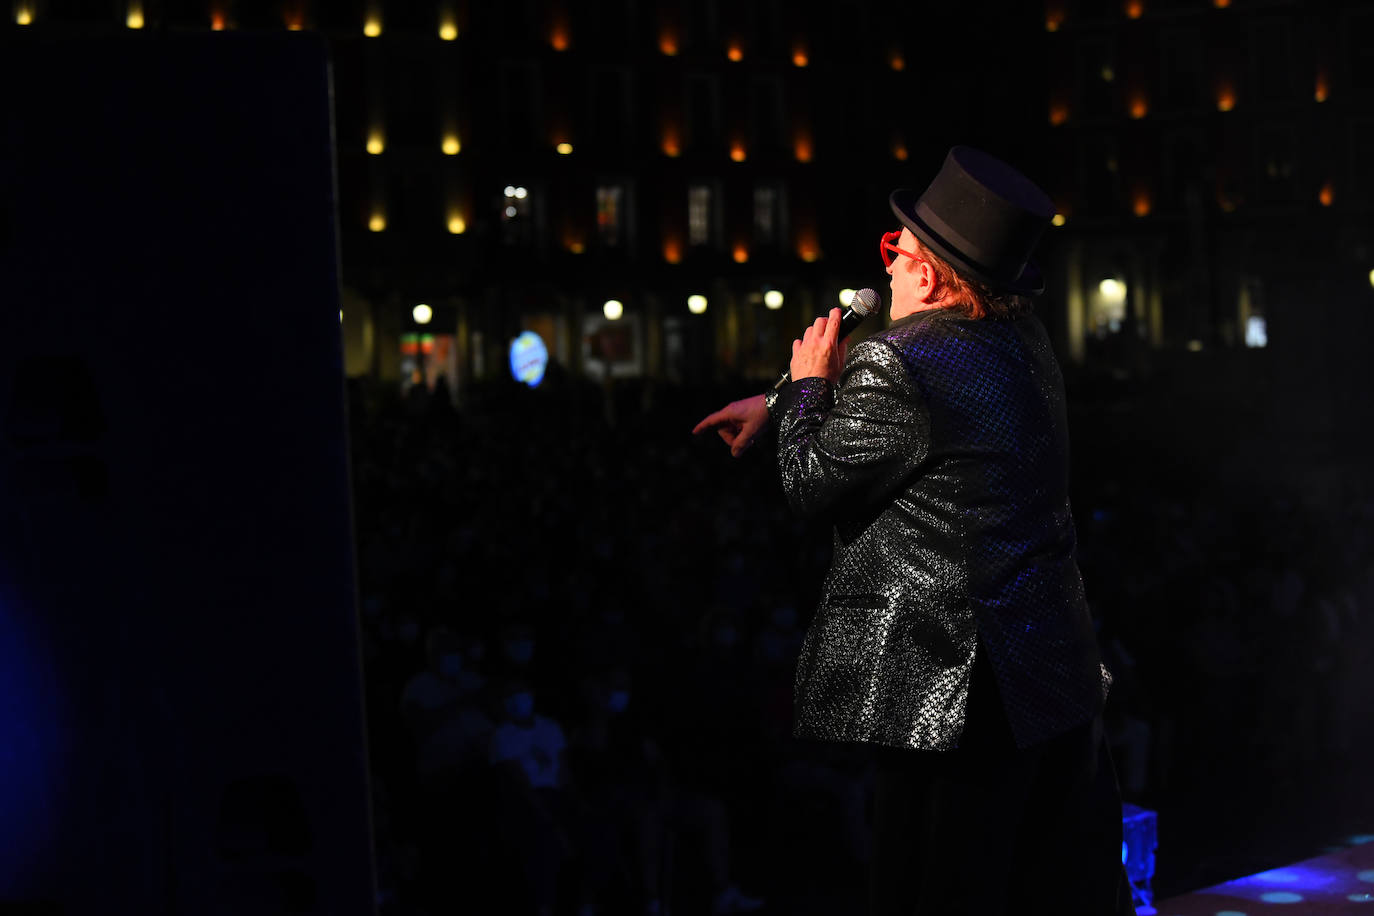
[{"x1": 914, "y1": 259, "x2": 937, "y2": 302}]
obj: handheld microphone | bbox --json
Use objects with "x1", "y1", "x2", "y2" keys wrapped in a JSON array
[{"x1": 772, "y1": 288, "x2": 880, "y2": 391}]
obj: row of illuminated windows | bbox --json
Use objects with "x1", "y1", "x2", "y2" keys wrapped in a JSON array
[
  {"x1": 360, "y1": 178, "x2": 820, "y2": 262},
  {"x1": 339, "y1": 62, "x2": 910, "y2": 163},
  {"x1": 1058, "y1": 118, "x2": 1374, "y2": 220},
  {"x1": 8, "y1": 0, "x2": 910, "y2": 70},
  {"x1": 1048, "y1": 10, "x2": 1374, "y2": 124}
]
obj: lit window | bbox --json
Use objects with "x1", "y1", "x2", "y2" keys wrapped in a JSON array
[
  {"x1": 1093, "y1": 278, "x2": 1127, "y2": 335},
  {"x1": 688, "y1": 185, "x2": 713, "y2": 246},
  {"x1": 596, "y1": 185, "x2": 624, "y2": 246},
  {"x1": 502, "y1": 185, "x2": 531, "y2": 225},
  {"x1": 550, "y1": 19, "x2": 570, "y2": 51}
]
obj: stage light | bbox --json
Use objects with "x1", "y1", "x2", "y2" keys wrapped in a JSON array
[
  {"x1": 764, "y1": 290, "x2": 784, "y2": 310},
  {"x1": 513, "y1": 187, "x2": 528, "y2": 199},
  {"x1": 603, "y1": 300, "x2": 624, "y2": 321},
  {"x1": 839, "y1": 289, "x2": 856, "y2": 306},
  {"x1": 413, "y1": 304, "x2": 433, "y2": 325},
  {"x1": 687, "y1": 295, "x2": 708, "y2": 314}
]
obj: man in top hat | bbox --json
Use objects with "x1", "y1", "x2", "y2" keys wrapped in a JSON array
[{"x1": 694, "y1": 147, "x2": 1133, "y2": 914}]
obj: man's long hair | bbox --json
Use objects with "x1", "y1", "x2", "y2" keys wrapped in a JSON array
[{"x1": 909, "y1": 236, "x2": 1036, "y2": 320}]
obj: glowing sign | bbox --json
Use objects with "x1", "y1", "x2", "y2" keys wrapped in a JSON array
[{"x1": 509, "y1": 331, "x2": 549, "y2": 387}]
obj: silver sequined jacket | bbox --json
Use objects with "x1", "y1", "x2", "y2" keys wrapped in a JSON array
[{"x1": 766, "y1": 306, "x2": 1108, "y2": 751}]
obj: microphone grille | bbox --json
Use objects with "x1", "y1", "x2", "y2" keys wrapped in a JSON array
[{"x1": 850, "y1": 288, "x2": 880, "y2": 316}]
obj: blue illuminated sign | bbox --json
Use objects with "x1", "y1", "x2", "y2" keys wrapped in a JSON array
[{"x1": 509, "y1": 331, "x2": 549, "y2": 387}]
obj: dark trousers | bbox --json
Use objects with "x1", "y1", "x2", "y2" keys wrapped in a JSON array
[{"x1": 868, "y1": 652, "x2": 1135, "y2": 916}]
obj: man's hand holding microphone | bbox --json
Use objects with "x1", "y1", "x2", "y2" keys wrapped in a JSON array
[{"x1": 694, "y1": 293, "x2": 872, "y2": 457}]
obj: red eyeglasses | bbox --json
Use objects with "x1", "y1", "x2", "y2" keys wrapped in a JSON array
[{"x1": 881, "y1": 229, "x2": 924, "y2": 270}]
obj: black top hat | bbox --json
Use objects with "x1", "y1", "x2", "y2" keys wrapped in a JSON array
[{"x1": 889, "y1": 146, "x2": 1055, "y2": 296}]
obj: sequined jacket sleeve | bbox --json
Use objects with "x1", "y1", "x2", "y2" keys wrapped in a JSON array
[{"x1": 767, "y1": 338, "x2": 930, "y2": 520}]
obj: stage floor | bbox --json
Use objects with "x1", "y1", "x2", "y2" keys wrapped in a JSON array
[{"x1": 1152, "y1": 839, "x2": 1374, "y2": 915}]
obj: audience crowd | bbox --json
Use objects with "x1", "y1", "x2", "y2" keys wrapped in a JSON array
[{"x1": 346, "y1": 369, "x2": 1374, "y2": 915}]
